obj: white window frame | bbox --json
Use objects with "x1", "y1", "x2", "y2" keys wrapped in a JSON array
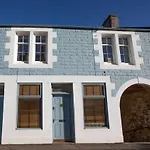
[
  {"x1": 118, "y1": 35, "x2": 135, "y2": 65},
  {"x1": 82, "y1": 83, "x2": 109, "y2": 128},
  {"x1": 94, "y1": 31, "x2": 143, "y2": 70},
  {"x1": 5, "y1": 28, "x2": 57, "y2": 68},
  {"x1": 102, "y1": 35, "x2": 116, "y2": 64},
  {"x1": 33, "y1": 32, "x2": 48, "y2": 64},
  {"x1": 17, "y1": 83, "x2": 42, "y2": 129},
  {"x1": 16, "y1": 32, "x2": 30, "y2": 63}
]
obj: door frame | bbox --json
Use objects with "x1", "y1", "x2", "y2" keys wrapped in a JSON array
[{"x1": 52, "y1": 92, "x2": 75, "y2": 142}]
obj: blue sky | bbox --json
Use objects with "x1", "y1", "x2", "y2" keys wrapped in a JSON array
[{"x1": 1, "y1": 0, "x2": 150, "y2": 27}]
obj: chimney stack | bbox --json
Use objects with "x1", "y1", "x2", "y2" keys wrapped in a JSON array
[{"x1": 102, "y1": 14, "x2": 119, "y2": 28}]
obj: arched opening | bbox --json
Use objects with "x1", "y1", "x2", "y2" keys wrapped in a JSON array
[{"x1": 120, "y1": 84, "x2": 150, "y2": 142}]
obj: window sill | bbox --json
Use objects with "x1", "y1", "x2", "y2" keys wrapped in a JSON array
[
  {"x1": 9, "y1": 61, "x2": 52, "y2": 68},
  {"x1": 101, "y1": 62, "x2": 140, "y2": 70},
  {"x1": 84, "y1": 126, "x2": 109, "y2": 130},
  {"x1": 16, "y1": 128, "x2": 42, "y2": 130},
  {"x1": 104, "y1": 62, "x2": 117, "y2": 65},
  {"x1": 121, "y1": 62, "x2": 134, "y2": 65}
]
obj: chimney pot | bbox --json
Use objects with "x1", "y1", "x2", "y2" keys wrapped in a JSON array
[{"x1": 102, "y1": 14, "x2": 119, "y2": 28}]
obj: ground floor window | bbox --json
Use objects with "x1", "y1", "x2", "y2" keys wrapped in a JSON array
[
  {"x1": 83, "y1": 83, "x2": 108, "y2": 128},
  {"x1": 17, "y1": 84, "x2": 42, "y2": 128}
]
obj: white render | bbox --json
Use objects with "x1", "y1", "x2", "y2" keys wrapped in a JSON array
[{"x1": 0, "y1": 75, "x2": 149, "y2": 144}]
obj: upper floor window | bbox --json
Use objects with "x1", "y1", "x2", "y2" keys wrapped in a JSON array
[
  {"x1": 6, "y1": 28, "x2": 57, "y2": 68},
  {"x1": 102, "y1": 37, "x2": 114, "y2": 63},
  {"x1": 93, "y1": 31, "x2": 143, "y2": 70},
  {"x1": 16, "y1": 32, "x2": 48, "y2": 64},
  {"x1": 17, "y1": 35, "x2": 29, "y2": 63},
  {"x1": 119, "y1": 37, "x2": 130, "y2": 63},
  {"x1": 35, "y1": 35, "x2": 47, "y2": 63}
]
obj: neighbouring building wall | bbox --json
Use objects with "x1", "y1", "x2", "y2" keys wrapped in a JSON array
[{"x1": 120, "y1": 84, "x2": 150, "y2": 142}]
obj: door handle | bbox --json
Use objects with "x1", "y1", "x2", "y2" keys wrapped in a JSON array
[{"x1": 59, "y1": 119, "x2": 65, "y2": 122}]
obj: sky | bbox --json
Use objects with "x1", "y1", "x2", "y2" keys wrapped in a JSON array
[{"x1": 0, "y1": 0, "x2": 150, "y2": 27}]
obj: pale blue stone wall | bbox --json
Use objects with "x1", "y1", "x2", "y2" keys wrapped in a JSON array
[{"x1": 0, "y1": 28, "x2": 150, "y2": 96}]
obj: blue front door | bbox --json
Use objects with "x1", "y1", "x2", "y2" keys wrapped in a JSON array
[{"x1": 52, "y1": 94, "x2": 73, "y2": 141}]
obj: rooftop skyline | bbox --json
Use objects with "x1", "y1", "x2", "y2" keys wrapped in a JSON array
[{"x1": 0, "y1": 0, "x2": 150, "y2": 27}]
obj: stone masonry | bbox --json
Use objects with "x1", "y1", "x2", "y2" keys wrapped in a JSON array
[{"x1": 0, "y1": 28, "x2": 149, "y2": 96}]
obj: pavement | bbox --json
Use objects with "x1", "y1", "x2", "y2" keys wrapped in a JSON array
[{"x1": 0, "y1": 143, "x2": 150, "y2": 150}]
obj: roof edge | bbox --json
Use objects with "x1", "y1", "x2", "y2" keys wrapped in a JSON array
[{"x1": 0, "y1": 24, "x2": 150, "y2": 32}]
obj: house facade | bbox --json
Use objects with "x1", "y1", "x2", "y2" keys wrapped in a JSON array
[{"x1": 0, "y1": 15, "x2": 149, "y2": 144}]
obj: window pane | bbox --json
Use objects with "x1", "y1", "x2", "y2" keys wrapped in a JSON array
[
  {"x1": 0, "y1": 84, "x2": 4, "y2": 95},
  {"x1": 23, "y1": 53, "x2": 28, "y2": 62},
  {"x1": 124, "y1": 55, "x2": 130, "y2": 63},
  {"x1": 19, "y1": 85, "x2": 23, "y2": 95},
  {"x1": 35, "y1": 35, "x2": 47, "y2": 63},
  {"x1": 85, "y1": 85, "x2": 93, "y2": 95},
  {"x1": 124, "y1": 47, "x2": 129, "y2": 55},
  {"x1": 103, "y1": 54, "x2": 108, "y2": 62},
  {"x1": 22, "y1": 85, "x2": 30, "y2": 95},
  {"x1": 103, "y1": 44, "x2": 113, "y2": 63},
  {"x1": 18, "y1": 36, "x2": 23, "y2": 42},
  {"x1": 36, "y1": 45, "x2": 40, "y2": 53},
  {"x1": 107, "y1": 46, "x2": 112, "y2": 53},
  {"x1": 19, "y1": 85, "x2": 40, "y2": 96},
  {"x1": 30, "y1": 113, "x2": 40, "y2": 127},
  {"x1": 24, "y1": 36, "x2": 29, "y2": 43},
  {"x1": 119, "y1": 38, "x2": 123, "y2": 44},
  {"x1": 35, "y1": 53, "x2": 40, "y2": 61},
  {"x1": 36, "y1": 36, "x2": 40, "y2": 43},
  {"x1": 30, "y1": 85, "x2": 40, "y2": 95},
  {"x1": 93, "y1": 85, "x2": 103, "y2": 95},
  {"x1": 108, "y1": 53, "x2": 112, "y2": 59},
  {"x1": 18, "y1": 99, "x2": 29, "y2": 128},
  {"x1": 107, "y1": 38, "x2": 112, "y2": 44},
  {"x1": 84, "y1": 98, "x2": 105, "y2": 124},
  {"x1": 41, "y1": 45, "x2": 46, "y2": 53},
  {"x1": 120, "y1": 46, "x2": 130, "y2": 63},
  {"x1": 120, "y1": 46, "x2": 124, "y2": 54},
  {"x1": 17, "y1": 98, "x2": 41, "y2": 128},
  {"x1": 24, "y1": 45, "x2": 28, "y2": 53},
  {"x1": 17, "y1": 53, "x2": 22, "y2": 61},
  {"x1": 121, "y1": 55, "x2": 125, "y2": 62},
  {"x1": 123, "y1": 38, "x2": 128, "y2": 45},
  {"x1": 41, "y1": 53, "x2": 46, "y2": 62},
  {"x1": 84, "y1": 85, "x2": 103, "y2": 96},
  {"x1": 41, "y1": 36, "x2": 46, "y2": 43},
  {"x1": 103, "y1": 46, "x2": 107, "y2": 53},
  {"x1": 18, "y1": 44, "x2": 28, "y2": 62},
  {"x1": 18, "y1": 112, "x2": 29, "y2": 128},
  {"x1": 18, "y1": 44, "x2": 23, "y2": 53},
  {"x1": 102, "y1": 38, "x2": 106, "y2": 44}
]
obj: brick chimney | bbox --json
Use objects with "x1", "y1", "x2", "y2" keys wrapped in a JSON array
[{"x1": 102, "y1": 14, "x2": 119, "y2": 28}]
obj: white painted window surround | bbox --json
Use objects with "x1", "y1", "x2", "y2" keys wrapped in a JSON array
[
  {"x1": 93, "y1": 31, "x2": 143, "y2": 70},
  {"x1": 5, "y1": 28, "x2": 57, "y2": 68}
]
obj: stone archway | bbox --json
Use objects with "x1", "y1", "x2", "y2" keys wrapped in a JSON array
[{"x1": 120, "y1": 84, "x2": 150, "y2": 142}]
